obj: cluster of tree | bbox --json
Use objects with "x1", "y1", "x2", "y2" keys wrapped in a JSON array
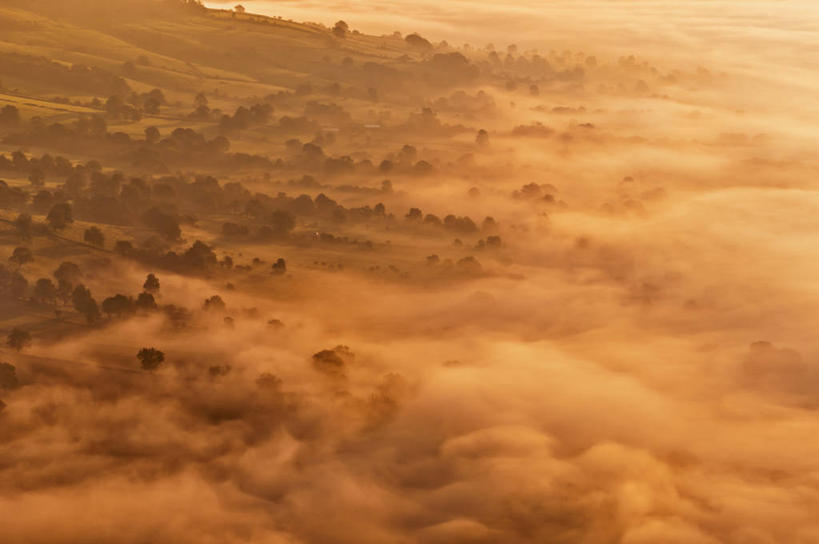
[
  {"x1": 219, "y1": 103, "x2": 273, "y2": 131},
  {"x1": 431, "y1": 90, "x2": 497, "y2": 117},
  {"x1": 512, "y1": 182, "x2": 560, "y2": 201},
  {"x1": 4, "y1": 118, "x2": 271, "y2": 172},
  {"x1": 303, "y1": 101, "x2": 352, "y2": 126},
  {"x1": 405, "y1": 207, "x2": 498, "y2": 235},
  {"x1": 0, "y1": 52, "x2": 130, "y2": 96},
  {"x1": 0, "y1": 179, "x2": 27, "y2": 209},
  {"x1": 113, "y1": 239, "x2": 222, "y2": 275},
  {"x1": 104, "y1": 89, "x2": 165, "y2": 120},
  {"x1": 0, "y1": 150, "x2": 75, "y2": 188}
]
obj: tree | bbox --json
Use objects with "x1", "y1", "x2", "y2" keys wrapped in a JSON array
[
  {"x1": 72, "y1": 284, "x2": 100, "y2": 323},
  {"x1": 406, "y1": 208, "x2": 423, "y2": 221},
  {"x1": 84, "y1": 226, "x2": 105, "y2": 247},
  {"x1": 54, "y1": 261, "x2": 82, "y2": 299},
  {"x1": 476, "y1": 129, "x2": 489, "y2": 147},
  {"x1": 0, "y1": 264, "x2": 28, "y2": 299},
  {"x1": 0, "y1": 362, "x2": 19, "y2": 390},
  {"x1": 203, "y1": 295, "x2": 226, "y2": 311},
  {"x1": 46, "y1": 202, "x2": 73, "y2": 230},
  {"x1": 9, "y1": 247, "x2": 32, "y2": 268},
  {"x1": 13, "y1": 213, "x2": 32, "y2": 240},
  {"x1": 194, "y1": 92, "x2": 208, "y2": 109},
  {"x1": 234, "y1": 4, "x2": 245, "y2": 13},
  {"x1": 405, "y1": 33, "x2": 433, "y2": 51},
  {"x1": 137, "y1": 347, "x2": 165, "y2": 371},
  {"x1": 135, "y1": 292, "x2": 157, "y2": 311},
  {"x1": 33, "y1": 278, "x2": 57, "y2": 304},
  {"x1": 145, "y1": 126, "x2": 160, "y2": 144},
  {"x1": 6, "y1": 328, "x2": 31, "y2": 352},
  {"x1": 143, "y1": 273, "x2": 160, "y2": 294},
  {"x1": 0, "y1": 105, "x2": 20, "y2": 125},
  {"x1": 102, "y1": 294, "x2": 134, "y2": 317},
  {"x1": 332, "y1": 20, "x2": 349, "y2": 38},
  {"x1": 28, "y1": 168, "x2": 45, "y2": 187},
  {"x1": 269, "y1": 209, "x2": 295, "y2": 237},
  {"x1": 183, "y1": 240, "x2": 217, "y2": 271},
  {"x1": 271, "y1": 258, "x2": 287, "y2": 275},
  {"x1": 114, "y1": 240, "x2": 134, "y2": 256}
]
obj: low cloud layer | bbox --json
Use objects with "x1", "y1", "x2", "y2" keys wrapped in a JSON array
[{"x1": 2, "y1": 0, "x2": 819, "y2": 542}]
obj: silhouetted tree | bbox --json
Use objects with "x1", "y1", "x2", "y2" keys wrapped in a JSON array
[
  {"x1": 46, "y1": 202, "x2": 73, "y2": 230},
  {"x1": 269, "y1": 209, "x2": 295, "y2": 237},
  {"x1": 183, "y1": 240, "x2": 217, "y2": 271},
  {"x1": 114, "y1": 240, "x2": 134, "y2": 256},
  {"x1": 143, "y1": 273, "x2": 160, "y2": 294},
  {"x1": 9, "y1": 247, "x2": 32, "y2": 267},
  {"x1": 145, "y1": 126, "x2": 160, "y2": 144},
  {"x1": 33, "y1": 278, "x2": 57, "y2": 304},
  {"x1": 272, "y1": 258, "x2": 287, "y2": 275},
  {"x1": 28, "y1": 169, "x2": 45, "y2": 187},
  {"x1": 312, "y1": 346, "x2": 352, "y2": 377},
  {"x1": 102, "y1": 294, "x2": 134, "y2": 317},
  {"x1": 203, "y1": 295, "x2": 226, "y2": 311},
  {"x1": 135, "y1": 292, "x2": 157, "y2": 311},
  {"x1": 137, "y1": 347, "x2": 165, "y2": 371},
  {"x1": 54, "y1": 261, "x2": 82, "y2": 299},
  {"x1": 72, "y1": 284, "x2": 100, "y2": 323},
  {"x1": 83, "y1": 226, "x2": 105, "y2": 247},
  {"x1": 0, "y1": 264, "x2": 27, "y2": 298},
  {"x1": 13, "y1": 213, "x2": 32, "y2": 240},
  {"x1": 332, "y1": 20, "x2": 349, "y2": 39},
  {"x1": 6, "y1": 328, "x2": 31, "y2": 351}
]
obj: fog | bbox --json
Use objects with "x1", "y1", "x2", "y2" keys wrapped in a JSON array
[{"x1": 1, "y1": 0, "x2": 819, "y2": 542}]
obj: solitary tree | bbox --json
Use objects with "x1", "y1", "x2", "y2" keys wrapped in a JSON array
[
  {"x1": 234, "y1": 4, "x2": 245, "y2": 13},
  {"x1": 143, "y1": 273, "x2": 160, "y2": 294},
  {"x1": 203, "y1": 295, "x2": 226, "y2": 311},
  {"x1": 332, "y1": 20, "x2": 349, "y2": 39},
  {"x1": 6, "y1": 328, "x2": 31, "y2": 352},
  {"x1": 194, "y1": 92, "x2": 208, "y2": 109},
  {"x1": 137, "y1": 347, "x2": 165, "y2": 371},
  {"x1": 271, "y1": 258, "x2": 287, "y2": 275},
  {"x1": 84, "y1": 226, "x2": 105, "y2": 247},
  {"x1": 9, "y1": 247, "x2": 33, "y2": 268}
]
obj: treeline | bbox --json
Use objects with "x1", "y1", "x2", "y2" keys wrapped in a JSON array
[
  {"x1": 0, "y1": 52, "x2": 130, "y2": 96},
  {"x1": 3, "y1": 119, "x2": 272, "y2": 172}
]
